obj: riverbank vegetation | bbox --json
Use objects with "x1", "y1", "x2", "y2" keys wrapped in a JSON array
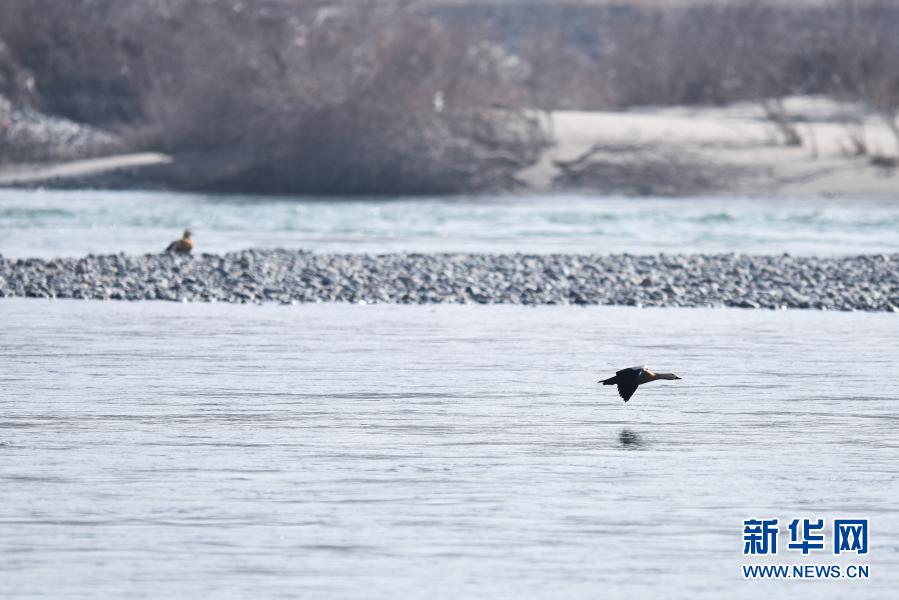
[
  {"x1": 0, "y1": 0, "x2": 897, "y2": 194},
  {"x1": 507, "y1": 1, "x2": 899, "y2": 155}
]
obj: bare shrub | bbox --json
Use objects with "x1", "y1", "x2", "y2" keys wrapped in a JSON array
[
  {"x1": 552, "y1": 142, "x2": 751, "y2": 197},
  {"x1": 762, "y1": 100, "x2": 803, "y2": 147},
  {"x1": 573, "y1": 4, "x2": 826, "y2": 109},
  {"x1": 0, "y1": 0, "x2": 152, "y2": 124},
  {"x1": 827, "y1": 1, "x2": 899, "y2": 155},
  {"x1": 0, "y1": 35, "x2": 36, "y2": 107},
  {"x1": 0, "y1": 0, "x2": 550, "y2": 194},
  {"x1": 510, "y1": 1, "x2": 895, "y2": 118}
]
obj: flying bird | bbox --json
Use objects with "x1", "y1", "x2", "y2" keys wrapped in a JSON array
[
  {"x1": 599, "y1": 366, "x2": 681, "y2": 402},
  {"x1": 165, "y1": 229, "x2": 194, "y2": 254}
]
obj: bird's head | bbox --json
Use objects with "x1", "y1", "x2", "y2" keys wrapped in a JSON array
[{"x1": 183, "y1": 229, "x2": 192, "y2": 239}]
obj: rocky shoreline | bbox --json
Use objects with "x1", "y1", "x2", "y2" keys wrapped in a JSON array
[{"x1": 1, "y1": 250, "x2": 897, "y2": 312}]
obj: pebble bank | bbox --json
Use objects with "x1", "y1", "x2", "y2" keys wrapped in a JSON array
[{"x1": 1, "y1": 250, "x2": 897, "y2": 311}]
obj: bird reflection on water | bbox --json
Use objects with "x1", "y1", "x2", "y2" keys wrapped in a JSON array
[{"x1": 618, "y1": 428, "x2": 646, "y2": 449}]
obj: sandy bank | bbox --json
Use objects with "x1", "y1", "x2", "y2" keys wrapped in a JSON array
[
  {"x1": 524, "y1": 97, "x2": 898, "y2": 198},
  {"x1": 0, "y1": 153, "x2": 172, "y2": 186}
]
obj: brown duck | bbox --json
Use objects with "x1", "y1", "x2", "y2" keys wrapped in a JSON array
[
  {"x1": 165, "y1": 229, "x2": 194, "y2": 254},
  {"x1": 600, "y1": 366, "x2": 681, "y2": 402}
]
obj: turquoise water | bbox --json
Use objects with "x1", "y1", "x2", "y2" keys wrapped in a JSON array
[{"x1": 1, "y1": 189, "x2": 898, "y2": 258}]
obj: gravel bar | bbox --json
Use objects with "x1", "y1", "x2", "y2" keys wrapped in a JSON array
[{"x1": 1, "y1": 250, "x2": 898, "y2": 312}]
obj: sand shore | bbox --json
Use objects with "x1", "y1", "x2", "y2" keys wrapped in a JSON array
[
  {"x1": 0, "y1": 153, "x2": 171, "y2": 186},
  {"x1": 523, "y1": 97, "x2": 898, "y2": 197}
]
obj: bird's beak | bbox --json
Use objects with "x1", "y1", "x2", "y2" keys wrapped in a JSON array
[{"x1": 675, "y1": 375, "x2": 682, "y2": 380}]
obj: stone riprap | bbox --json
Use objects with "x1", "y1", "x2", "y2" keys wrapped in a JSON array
[{"x1": 1, "y1": 250, "x2": 897, "y2": 311}]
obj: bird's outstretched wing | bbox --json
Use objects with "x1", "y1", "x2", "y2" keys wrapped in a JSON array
[{"x1": 615, "y1": 367, "x2": 643, "y2": 402}]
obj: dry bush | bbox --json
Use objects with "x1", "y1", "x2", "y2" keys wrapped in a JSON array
[
  {"x1": 520, "y1": 22, "x2": 605, "y2": 111},
  {"x1": 0, "y1": 35, "x2": 36, "y2": 107},
  {"x1": 826, "y1": 1, "x2": 899, "y2": 154},
  {"x1": 0, "y1": 0, "x2": 152, "y2": 124},
  {"x1": 508, "y1": 3, "x2": 825, "y2": 110},
  {"x1": 511, "y1": 1, "x2": 897, "y2": 154},
  {"x1": 591, "y1": 3, "x2": 843, "y2": 108},
  {"x1": 510, "y1": 1, "x2": 895, "y2": 115},
  {"x1": 552, "y1": 142, "x2": 751, "y2": 196},
  {"x1": 0, "y1": 0, "x2": 550, "y2": 194}
]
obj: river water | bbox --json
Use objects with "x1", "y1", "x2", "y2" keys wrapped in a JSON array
[
  {"x1": 2, "y1": 189, "x2": 899, "y2": 257},
  {"x1": 2, "y1": 299, "x2": 897, "y2": 599}
]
